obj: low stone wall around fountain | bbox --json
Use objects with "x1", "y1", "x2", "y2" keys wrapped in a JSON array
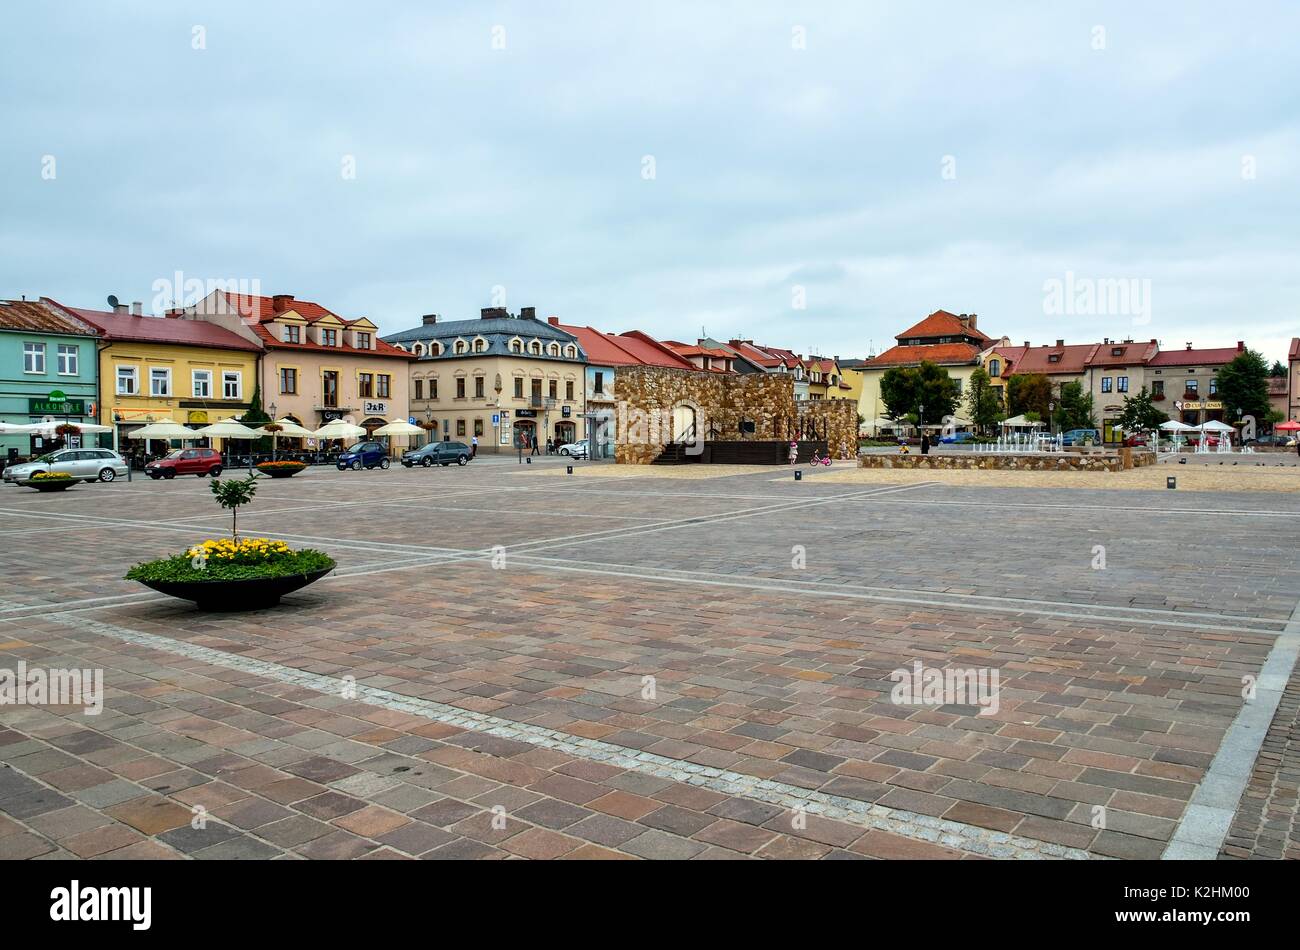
[{"x1": 860, "y1": 450, "x2": 1156, "y2": 472}]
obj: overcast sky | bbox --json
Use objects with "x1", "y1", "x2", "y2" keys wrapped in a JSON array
[{"x1": 3, "y1": 2, "x2": 1297, "y2": 363}]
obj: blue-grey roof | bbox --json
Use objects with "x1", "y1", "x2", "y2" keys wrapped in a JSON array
[{"x1": 382, "y1": 316, "x2": 587, "y2": 363}]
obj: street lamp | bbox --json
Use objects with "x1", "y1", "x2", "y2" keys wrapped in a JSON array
[{"x1": 268, "y1": 402, "x2": 278, "y2": 461}]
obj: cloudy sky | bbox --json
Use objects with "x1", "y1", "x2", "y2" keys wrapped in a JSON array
[{"x1": 3, "y1": 2, "x2": 1297, "y2": 363}]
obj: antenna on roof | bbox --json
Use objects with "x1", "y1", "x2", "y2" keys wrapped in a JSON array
[{"x1": 107, "y1": 295, "x2": 120, "y2": 310}]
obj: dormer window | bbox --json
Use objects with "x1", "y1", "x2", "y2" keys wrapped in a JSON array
[
  {"x1": 321, "y1": 328, "x2": 338, "y2": 347},
  {"x1": 529, "y1": 340, "x2": 541, "y2": 355},
  {"x1": 1111, "y1": 347, "x2": 1124, "y2": 357},
  {"x1": 548, "y1": 342, "x2": 560, "y2": 356},
  {"x1": 564, "y1": 344, "x2": 577, "y2": 358},
  {"x1": 355, "y1": 332, "x2": 371, "y2": 350},
  {"x1": 412, "y1": 342, "x2": 425, "y2": 357},
  {"x1": 1048, "y1": 353, "x2": 1061, "y2": 363},
  {"x1": 473, "y1": 337, "x2": 487, "y2": 353},
  {"x1": 988, "y1": 359, "x2": 1001, "y2": 377},
  {"x1": 282, "y1": 325, "x2": 300, "y2": 343},
  {"x1": 454, "y1": 339, "x2": 467, "y2": 355},
  {"x1": 510, "y1": 338, "x2": 523, "y2": 353},
  {"x1": 427, "y1": 342, "x2": 441, "y2": 357}
]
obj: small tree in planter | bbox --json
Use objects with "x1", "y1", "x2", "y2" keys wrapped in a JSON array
[{"x1": 211, "y1": 472, "x2": 259, "y2": 540}]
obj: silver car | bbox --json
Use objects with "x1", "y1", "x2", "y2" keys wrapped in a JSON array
[{"x1": 3, "y1": 448, "x2": 129, "y2": 484}]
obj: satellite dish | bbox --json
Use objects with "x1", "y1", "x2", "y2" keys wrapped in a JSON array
[{"x1": 107, "y1": 294, "x2": 120, "y2": 309}]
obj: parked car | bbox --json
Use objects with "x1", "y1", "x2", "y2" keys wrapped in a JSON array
[
  {"x1": 938, "y1": 431, "x2": 973, "y2": 444},
  {"x1": 337, "y1": 441, "x2": 390, "y2": 470},
  {"x1": 1122, "y1": 433, "x2": 1149, "y2": 447},
  {"x1": 145, "y1": 447, "x2": 223, "y2": 480},
  {"x1": 557, "y1": 441, "x2": 589, "y2": 458},
  {"x1": 1061, "y1": 428, "x2": 1100, "y2": 446},
  {"x1": 3, "y1": 448, "x2": 129, "y2": 484},
  {"x1": 401, "y1": 441, "x2": 471, "y2": 467}
]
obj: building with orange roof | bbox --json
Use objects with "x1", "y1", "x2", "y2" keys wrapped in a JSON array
[{"x1": 185, "y1": 290, "x2": 413, "y2": 439}]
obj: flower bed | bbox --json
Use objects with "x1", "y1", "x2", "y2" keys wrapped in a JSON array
[
  {"x1": 32, "y1": 471, "x2": 73, "y2": 481},
  {"x1": 255, "y1": 460, "x2": 308, "y2": 478},
  {"x1": 126, "y1": 538, "x2": 335, "y2": 609},
  {"x1": 21, "y1": 471, "x2": 76, "y2": 491}
]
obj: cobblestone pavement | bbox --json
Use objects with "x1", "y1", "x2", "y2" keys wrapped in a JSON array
[
  {"x1": 1, "y1": 464, "x2": 1297, "y2": 860},
  {"x1": 1220, "y1": 669, "x2": 1300, "y2": 859}
]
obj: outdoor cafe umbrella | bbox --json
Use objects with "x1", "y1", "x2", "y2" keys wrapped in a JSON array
[
  {"x1": 312, "y1": 419, "x2": 368, "y2": 441},
  {"x1": 1000, "y1": 414, "x2": 1043, "y2": 428},
  {"x1": 131, "y1": 419, "x2": 198, "y2": 440},
  {"x1": 252, "y1": 418, "x2": 314, "y2": 460},
  {"x1": 371, "y1": 419, "x2": 424, "y2": 452},
  {"x1": 1160, "y1": 419, "x2": 1194, "y2": 451},
  {"x1": 195, "y1": 417, "x2": 260, "y2": 467},
  {"x1": 1276, "y1": 420, "x2": 1300, "y2": 431}
]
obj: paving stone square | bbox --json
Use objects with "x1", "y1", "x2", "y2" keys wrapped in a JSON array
[{"x1": 1, "y1": 461, "x2": 1298, "y2": 860}]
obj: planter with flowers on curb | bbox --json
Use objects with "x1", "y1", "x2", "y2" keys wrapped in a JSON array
[
  {"x1": 255, "y1": 460, "x2": 308, "y2": 479},
  {"x1": 125, "y1": 472, "x2": 335, "y2": 610},
  {"x1": 20, "y1": 472, "x2": 76, "y2": 492}
]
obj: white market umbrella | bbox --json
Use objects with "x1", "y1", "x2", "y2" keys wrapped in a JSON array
[
  {"x1": 313, "y1": 419, "x2": 368, "y2": 441},
  {"x1": 132, "y1": 419, "x2": 199, "y2": 440},
  {"x1": 0, "y1": 421, "x2": 37, "y2": 434},
  {"x1": 1000, "y1": 414, "x2": 1043, "y2": 428},
  {"x1": 371, "y1": 419, "x2": 424, "y2": 451},
  {"x1": 1160, "y1": 420, "x2": 1193, "y2": 432},
  {"x1": 1198, "y1": 420, "x2": 1235, "y2": 432},
  {"x1": 28, "y1": 420, "x2": 113, "y2": 435},
  {"x1": 252, "y1": 418, "x2": 315, "y2": 460},
  {"x1": 196, "y1": 418, "x2": 259, "y2": 439}
]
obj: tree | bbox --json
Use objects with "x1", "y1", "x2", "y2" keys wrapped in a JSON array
[
  {"x1": 1270, "y1": 360, "x2": 1287, "y2": 377},
  {"x1": 211, "y1": 472, "x2": 259, "y2": 541},
  {"x1": 243, "y1": 381, "x2": 273, "y2": 453},
  {"x1": 1116, "y1": 386, "x2": 1168, "y2": 433},
  {"x1": 1053, "y1": 380, "x2": 1096, "y2": 431},
  {"x1": 1216, "y1": 348, "x2": 1270, "y2": 422},
  {"x1": 965, "y1": 367, "x2": 1002, "y2": 433},
  {"x1": 1005, "y1": 373, "x2": 1052, "y2": 420},
  {"x1": 879, "y1": 361, "x2": 959, "y2": 425}
]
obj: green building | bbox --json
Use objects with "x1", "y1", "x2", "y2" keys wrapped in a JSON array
[{"x1": 0, "y1": 299, "x2": 101, "y2": 460}]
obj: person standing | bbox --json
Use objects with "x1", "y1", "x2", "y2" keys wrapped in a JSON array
[
  {"x1": 531, "y1": 432, "x2": 541, "y2": 456},
  {"x1": 470, "y1": 434, "x2": 478, "y2": 460},
  {"x1": 517, "y1": 432, "x2": 524, "y2": 464},
  {"x1": 788, "y1": 440, "x2": 798, "y2": 465},
  {"x1": 921, "y1": 432, "x2": 930, "y2": 455}
]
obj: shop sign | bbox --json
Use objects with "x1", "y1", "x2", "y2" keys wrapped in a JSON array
[
  {"x1": 516, "y1": 409, "x2": 536, "y2": 418},
  {"x1": 363, "y1": 401, "x2": 387, "y2": 415},
  {"x1": 29, "y1": 398, "x2": 85, "y2": 415}
]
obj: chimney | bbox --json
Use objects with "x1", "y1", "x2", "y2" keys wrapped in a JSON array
[
  {"x1": 1186, "y1": 342, "x2": 1193, "y2": 350},
  {"x1": 480, "y1": 307, "x2": 507, "y2": 320},
  {"x1": 1023, "y1": 340, "x2": 1030, "y2": 348},
  {"x1": 967, "y1": 314, "x2": 977, "y2": 330},
  {"x1": 113, "y1": 302, "x2": 129, "y2": 314},
  {"x1": 547, "y1": 316, "x2": 560, "y2": 326},
  {"x1": 131, "y1": 301, "x2": 143, "y2": 316},
  {"x1": 520, "y1": 306, "x2": 536, "y2": 320},
  {"x1": 421, "y1": 313, "x2": 438, "y2": 326},
  {"x1": 1055, "y1": 339, "x2": 1064, "y2": 347},
  {"x1": 272, "y1": 294, "x2": 294, "y2": 313},
  {"x1": 1236, "y1": 341, "x2": 1244, "y2": 351}
]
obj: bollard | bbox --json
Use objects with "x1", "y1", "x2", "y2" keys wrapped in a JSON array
[
  {"x1": 1167, "y1": 476, "x2": 1176, "y2": 489},
  {"x1": 526, "y1": 457, "x2": 531, "y2": 464},
  {"x1": 794, "y1": 469, "x2": 802, "y2": 481},
  {"x1": 566, "y1": 465, "x2": 573, "y2": 475}
]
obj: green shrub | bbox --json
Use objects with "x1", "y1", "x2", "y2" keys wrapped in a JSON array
[{"x1": 126, "y1": 548, "x2": 335, "y2": 583}]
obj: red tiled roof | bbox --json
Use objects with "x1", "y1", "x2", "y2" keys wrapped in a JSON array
[
  {"x1": 1147, "y1": 344, "x2": 1245, "y2": 367},
  {"x1": 868, "y1": 342, "x2": 984, "y2": 367},
  {"x1": 992, "y1": 343, "x2": 1095, "y2": 375},
  {"x1": 550, "y1": 323, "x2": 696, "y2": 370},
  {"x1": 1269, "y1": 376, "x2": 1288, "y2": 396},
  {"x1": 664, "y1": 342, "x2": 732, "y2": 359},
  {"x1": 222, "y1": 292, "x2": 412, "y2": 360},
  {"x1": 896, "y1": 309, "x2": 990, "y2": 343},
  {"x1": 50, "y1": 301, "x2": 262, "y2": 353},
  {"x1": 1083, "y1": 340, "x2": 1159, "y2": 368},
  {"x1": 1290, "y1": 338, "x2": 1299, "y2": 361},
  {"x1": 0, "y1": 299, "x2": 98, "y2": 336}
]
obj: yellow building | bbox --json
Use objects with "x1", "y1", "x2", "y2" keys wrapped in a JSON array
[{"x1": 52, "y1": 302, "x2": 262, "y2": 453}]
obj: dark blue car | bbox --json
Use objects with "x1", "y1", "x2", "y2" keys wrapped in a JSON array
[{"x1": 336, "y1": 440, "x2": 390, "y2": 471}]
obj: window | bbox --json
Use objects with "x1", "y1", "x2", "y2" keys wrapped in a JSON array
[
  {"x1": 279, "y1": 367, "x2": 297, "y2": 394},
  {"x1": 1047, "y1": 353, "x2": 1061, "y2": 363},
  {"x1": 594, "y1": 371, "x2": 605, "y2": 394},
  {"x1": 57, "y1": 344, "x2": 78, "y2": 376},
  {"x1": 953, "y1": 378, "x2": 963, "y2": 395},
  {"x1": 1209, "y1": 377, "x2": 1218, "y2": 395},
  {"x1": 510, "y1": 339, "x2": 522, "y2": 353},
  {"x1": 429, "y1": 342, "x2": 441, "y2": 357},
  {"x1": 1111, "y1": 347, "x2": 1124, "y2": 357},
  {"x1": 456, "y1": 377, "x2": 466, "y2": 399},
  {"x1": 1101, "y1": 377, "x2": 1112, "y2": 393},
  {"x1": 473, "y1": 419, "x2": 484, "y2": 436},
  {"x1": 1151, "y1": 380, "x2": 1164, "y2": 397},
  {"x1": 357, "y1": 373, "x2": 373, "y2": 398},
  {"x1": 355, "y1": 332, "x2": 371, "y2": 350},
  {"x1": 565, "y1": 380, "x2": 574, "y2": 401},
  {"x1": 192, "y1": 369, "x2": 212, "y2": 398},
  {"x1": 549, "y1": 380, "x2": 558, "y2": 400},
  {"x1": 514, "y1": 377, "x2": 524, "y2": 399},
  {"x1": 529, "y1": 340, "x2": 541, "y2": 355},
  {"x1": 116, "y1": 365, "x2": 139, "y2": 395},
  {"x1": 323, "y1": 370, "x2": 339, "y2": 407},
  {"x1": 222, "y1": 371, "x2": 241, "y2": 399},
  {"x1": 565, "y1": 345, "x2": 576, "y2": 358},
  {"x1": 430, "y1": 378, "x2": 438, "y2": 400},
  {"x1": 455, "y1": 340, "x2": 467, "y2": 354},
  {"x1": 150, "y1": 367, "x2": 172, "y2": 396},
  {"x1": 1186, "y1": 379, "x2": 1199, "y2": 395},
  {"x1": 377, "y1": 374, "x2": 391, "y2": 398},
  {"x1": 548, "y1": 343, "x2": 559, "y2": 356},
  {"x1": 456, "y1": 419, "x2": 466, "y2": 436},
  {"x1": 474, "y1": 376, "x2": 484, "y2": 398},
  {"x1": 413, "y1": 342, "x2": 425, "y2": 357},
  {"x1": 473, "y1": 338, "x2": 487, "y2": 353},
  {"x1": 23, "y1": 342, "x2": 45, "y2": 373},
  {"x1": 321, "y1": 329, "x2": 338, "y2": 346},
  {"x1": 414, "y1": 378, "x2": 424, "y2": 400},
  {"x1": 1117, "y1": 376, "x2": 1129, "y2": 393},
  {"x1": 283, "y1": 325, "x2": 300, "y2": 343}
]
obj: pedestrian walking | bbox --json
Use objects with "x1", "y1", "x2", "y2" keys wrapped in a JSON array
[
  {"x1": 470, "y1": 435, "x2": 478, "y2": 460},
  {"x1": 531, "y1": 433, "x2": 541, "y2": 456},
  {"x1": 788, "y1": 440, "x2": 798, "y2": 465},
  {"x1": 546, "y1": 437, "x2": 554, "y2": 455}
]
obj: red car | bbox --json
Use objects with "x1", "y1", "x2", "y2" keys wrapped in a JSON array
[{"x1": 145, "y1": 447, "x2": 223, "y2": 479}]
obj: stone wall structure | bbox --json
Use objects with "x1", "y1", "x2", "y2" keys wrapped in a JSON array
[{"x1": 614, "y1": 365, "x2": 858, "y2": 464}]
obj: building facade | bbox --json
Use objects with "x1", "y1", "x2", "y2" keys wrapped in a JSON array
[
  {"x1": 50, "y1": 300, "x2": 262, "y2": 453},
  {"x1": 185, "y1": 292, "x2": 413, "y2": 440},
  {"x1": 0, "y1": 299, "x2": 100, "y2": 459},
  {"x1": 383, "y1": 308, "x2": 586, "y2": 453}
]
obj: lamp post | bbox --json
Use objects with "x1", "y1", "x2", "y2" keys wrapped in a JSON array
[
  {"x1": 425, "y1": 407, "x2": 434, "y2": 446},
  {"x1": 268, "y1": 402, "x2": 278, "y2": 460}
]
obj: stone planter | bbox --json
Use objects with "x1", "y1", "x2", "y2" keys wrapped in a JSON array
[
  {"x1": 135, "y1": 567, "x2": 333, "y2": 611},
  {"x1": 20, "y1": 478, "x2": 75, "y2": 492},
  {"x1": 256, "y1": 463, "x2": 307, "y2": 479}
]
